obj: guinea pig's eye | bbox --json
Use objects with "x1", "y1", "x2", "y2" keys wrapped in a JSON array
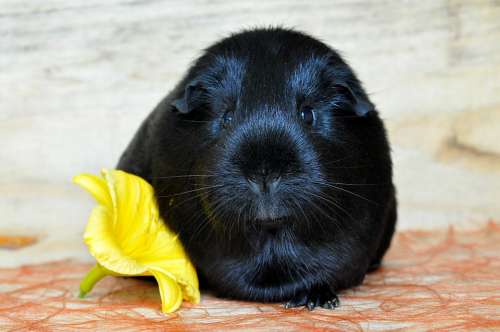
[
  {"x1": 222, "y1": 109, "x2": 234, "y2": 128},
  {"x1": 299, "y1": 106, "x2": 316, "y2": 126}
]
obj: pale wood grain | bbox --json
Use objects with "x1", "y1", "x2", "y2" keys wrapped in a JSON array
[{"x1": 0, "y1": 0, "x2": 499, "y2": 266}]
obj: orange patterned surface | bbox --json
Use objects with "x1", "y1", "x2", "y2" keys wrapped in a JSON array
[{"x1": 1, "y1": 222, "x2": 499, "y2": 331}]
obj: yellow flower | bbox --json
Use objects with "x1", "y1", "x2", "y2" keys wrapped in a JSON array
[{"x1": 73, "y1": 169, "x2": 200, "y2": 313}]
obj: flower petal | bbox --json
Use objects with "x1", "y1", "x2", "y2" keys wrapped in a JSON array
[
  {"x1": 148, "y1": 267, "x2": 183, "y2": 313},
  {"x1": 102, "y1": 169, "x2": 160, "y2": 253},
  {"x1": 144, "y1": 259, "x2": 200, "y2": 304},
  {"x1": 73, "y1": 173, "x2": 112, "y2": 208},
  {"x1": 84, "y1": 205, "x2": 147, "y2": 275}
]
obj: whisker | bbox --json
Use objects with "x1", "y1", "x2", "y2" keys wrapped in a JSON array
[
  {"x1": 178, "y1": 120, "x2": 212, "y2": 123},
  {"x1": 301, "y1": 192, "x2": 346, "y2": 233},
  {"x1": 325, "y1": 165, "x2": 370, "y2": 169},
  {"x1": 314, "y1": 181, "x2": 380, "y2": 206},
  {"x1": 157, "y1": 184, "x2": 223, "y2": 198},
  {"x1": 329, "y1": 182, "x2": 389, "y2": 186},
  {"x1": 152, "y1": 174, "x2": 216, "y2": 180},
  {"x1": 185, "y1": 190, "x2": 229, "y2": 242},
  {"x1": 304, "y1": 189, "x2": 356, "y2": 222},
  {"x1": 166, "y1": 186, "x2": 220, "y2": 211},
  {"x1": 206, "y1": 195, "x2": 235, "y2": 241},
  {"x1": 186, "y1": 210, "x2": 214, "y2": 243},
  {"x1": 289, "y1": 196, "x2": 315, "y2": 235},
  {"x1": 320, "y1": 155, "x2": 355, "y2": 166},
  {"x1": 306, "y1": 198, "x2": 343, "y2": 233}
]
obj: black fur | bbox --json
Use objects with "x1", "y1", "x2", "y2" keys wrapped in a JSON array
[{"x1": 118, "y1": 28, "x2": 397, "y2": 310}]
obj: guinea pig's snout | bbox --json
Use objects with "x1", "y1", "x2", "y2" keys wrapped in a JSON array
[
  {"x1": 247, "y1": 167, "x2": 281, "y2": 195},
  {"x1": 237, "y1": 137, "x2": 296, "y2": 198},
  {"x1": 229, "y1": 125, "x2": 304, "y2": 222},
  {"x1": 246, "y1": 167, "x2": 288, "y2": 221}
]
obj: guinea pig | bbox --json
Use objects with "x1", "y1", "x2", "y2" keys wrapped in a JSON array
[{"x1": 117, "y1": 27, "x2": 397, "y2": 310}]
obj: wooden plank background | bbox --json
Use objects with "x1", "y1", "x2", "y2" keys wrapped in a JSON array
[{"x1": 1, "y1": 0, "x2": 499, "y2": 266}]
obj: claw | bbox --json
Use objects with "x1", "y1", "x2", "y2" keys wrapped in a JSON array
[
  {"x1": 284, "y1": 286, "x2": 339, "y2": 311},
  {"x1": 320, "y1": 294, "x2": 340, "y2": 309}
]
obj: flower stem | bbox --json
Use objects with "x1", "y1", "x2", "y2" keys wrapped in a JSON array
[{"x1": 79, "y1": 263, "x2": 107, "y2": 298}]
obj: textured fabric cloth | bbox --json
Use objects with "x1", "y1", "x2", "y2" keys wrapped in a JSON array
[{"x1": 0, "y1": 221, "x2": 499, "y2": 331}]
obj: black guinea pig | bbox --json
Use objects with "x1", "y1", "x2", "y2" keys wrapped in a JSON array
[{"x1": 118, "y1": 27, "x2": 397, "y2": 310}]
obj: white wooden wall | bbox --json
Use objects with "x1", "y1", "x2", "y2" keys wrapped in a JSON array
[{"x1": 1, "y1": 0, "x2": 499, "y2": 266}]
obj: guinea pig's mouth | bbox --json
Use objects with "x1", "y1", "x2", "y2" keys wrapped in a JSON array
[{"x1": 255, "y1": 216, "x2": 290, "y2": 229}]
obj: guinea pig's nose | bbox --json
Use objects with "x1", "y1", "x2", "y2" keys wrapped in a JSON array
[{"x1": 247, "y1": 169, "x2": 281, "y2": 195}]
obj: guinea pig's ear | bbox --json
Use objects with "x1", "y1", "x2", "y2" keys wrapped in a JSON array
[
  {"x1": 171, "y1": 79, "x2": 206, "y2": 114},
  {"x1": 333, "y1": 83, "x2": 374, "y2": 116}
]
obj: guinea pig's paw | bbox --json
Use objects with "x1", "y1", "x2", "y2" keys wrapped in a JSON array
[{"x1": 284, "y1": 286, "x2": 339, "y2": 311}]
